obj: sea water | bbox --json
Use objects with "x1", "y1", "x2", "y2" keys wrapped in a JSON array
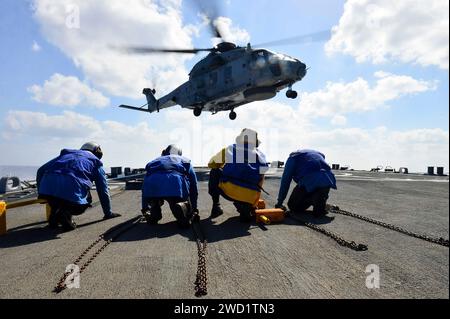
[{"x1": 0, "y1": 166, "x2": 39, "y2": 181}]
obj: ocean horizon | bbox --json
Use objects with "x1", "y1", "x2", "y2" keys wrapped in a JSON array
[
  {"x1": 0, "y1": 165, "x2": 39, "y2": 181},
  {"x1": 0, "y1": 165, "x2": 136, "y2": 181},
  {"x1": 0, "y1": 165, "x2": 445, "y2": 182}
]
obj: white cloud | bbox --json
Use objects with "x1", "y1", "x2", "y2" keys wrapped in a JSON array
[
  {"x1": 4, "y1": 110, "x2": 102, "y2": 139},
  {"x1": 390, "y1": 128, "x2": 450, "y2": 145},
  {"x1": 212, "y1": 17, "x2": 251, "y2": 45},
  {"x1": 299, "y1": 71, "x2": 436, "y2": 117},
  {"x1": 310, "y1": 127, "x2": 449, "y2": 171},
  {"x1": 1, "y1": 108, "x2": 448, "y2": 172},
  {"x1": 28, "y1": 73, "x2": 110, "y2": 108},
  {"x1": 2, "y1": 110, "x2": 160, "y2": 167},
  {"x1": 331, "y1": 115, "x2": 347, "y2": 126},
  {"x1": 159, "y1": 98, "x2": 448, "y2": 172},
  {"x1": 32, "y1": 0, "x2": 198, "y2": 98},
  {"x1": 31, "y1": 41, "x2": 41, "y2": 52},
  {"x1": 326, "y1": 0, "x2": 449, "y2": 70}
]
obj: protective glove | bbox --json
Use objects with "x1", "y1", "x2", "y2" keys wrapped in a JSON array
[
  {"x1": 191, "y1": 208, "x2": 200, "y2": 223},
  {"x1": 275, "y1": 203, "x2": 287, "y2": 212}
]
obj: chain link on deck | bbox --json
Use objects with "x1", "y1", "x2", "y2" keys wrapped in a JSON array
[
  {"x1": 327, "y1": 205, "x2": 449, "y2": 248},
  {"x1": 191, "y1": 213, "x2": 208, "y2": 297},
  {"x1": 286, "y1": 212, "x2": 368, "y2": 251},
  {"x1": 54, "y1": 211, "x2": 210, "y2": 297},
  {"x1": 53, "y1": 215, "x2": 144, "y2": 293}
]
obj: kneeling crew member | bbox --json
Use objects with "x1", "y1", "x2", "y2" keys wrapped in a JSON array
[
  {"x1": 37, "y1": 142, "x2": 120, "y2": 231},
  {"x1": 208, "y1": 129, "x2": 269, "y2": 222},
  {"x1": 276, "y1": 149, "x2": 337, "y2": 216},
  {"x1": 141, "y1": 145, "x2": 199, "y2": 229}
]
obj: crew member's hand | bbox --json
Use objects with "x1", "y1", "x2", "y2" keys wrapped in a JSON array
[
  {"x1": 275, "y1": 203, "x2": 287, "y2": 212},
  {"x1": 191, "y1": 208, "x2": 200, "y2": 223}
]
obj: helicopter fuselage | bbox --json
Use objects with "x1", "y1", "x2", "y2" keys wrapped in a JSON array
[{"x1": 120, "y1": 45, "x2": 307, "y2": 120}]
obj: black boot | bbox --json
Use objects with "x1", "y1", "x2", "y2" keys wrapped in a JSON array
[
  {"x1": 145, "y1": 204, "x2": 162, "y2": 225},
  {"x1": 210, "y1": 195, "x2": 224, "y2": 219},
  {"x1": 234, "y1": 202, "x2": 253, "y2": 223},
  {"x1": 312, "y1": 188, "x2": 329, "y2": 217},
  {"x1": 59, "y1": 210, "x2": 77, "y2": 231},
  {"x1": 210, "y1": 197, "x2": 223, "y2": 219},
  {"x1": 48, "y1": 207, "x2": 60, "y2": 229},
  {"x1": 239, "y1": 211, "x2": 253, "y2": 223},
  {"x1": 210, "y1": 203, "x2": 224, "y2": 219},
  {"x1": 172, "y1": 201, "x2": 191, "y2": 229}
]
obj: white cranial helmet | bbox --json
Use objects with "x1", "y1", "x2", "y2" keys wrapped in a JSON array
[
  {"x1": 162, "y1": 144, "x2": 182, "y2": 156},
  {"x1": 80, "y1": 142, "x2": 103, "y2": 159}
]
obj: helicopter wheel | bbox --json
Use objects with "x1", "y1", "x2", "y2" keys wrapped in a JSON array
[
  {"x1": 229, "y1": 110, "x2": 237, "y2": 120},
  {"x1": 193, "y1": 107, "x2": 202, "y2": 117},
  {"x1": 286, "y1": 90, "x2": 298, "y2": 99}
]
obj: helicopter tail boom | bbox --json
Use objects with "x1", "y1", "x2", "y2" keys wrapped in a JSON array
[
  {"x1": 118, "y1": 104, "x2": 151, "y2": 112},
  {"x1": 118, "y1": 88, "x2": 159, "y2": 113},
  {"x1": 118, "y1": 87, "x2": 179, "y2": 114},
  {"x1": 142, "y1": 88, "x2": 159, "y2": 112}
]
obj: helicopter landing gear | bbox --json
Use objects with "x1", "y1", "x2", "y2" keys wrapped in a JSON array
[
  {"x1": 229, "y1": 110, "x2": 237, "y2": 120},
  {"x1": 286, "y1": 89, "x2": 298, "y2": 99},
  {"x1": 193, "y1": 107, "x2": 202, "y2": 117}
]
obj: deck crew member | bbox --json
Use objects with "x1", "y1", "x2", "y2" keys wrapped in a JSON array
[
  {"x1": 275, "y1": 149, "x2": 337, "y2": 217},
  {"x1": 141, "y1": 145, "x2": 199, "y2": 229},
  {"x1": 208, "y1": 128, "x2": 269, "y2": 222},
  {"x1": 36, "y1": 142, "x2": 120, "y2": 231}
]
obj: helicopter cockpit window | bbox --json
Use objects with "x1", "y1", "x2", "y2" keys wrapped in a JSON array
[
  {"x1": 210, "y1": 55, "x2": 226, "y2": 69},
  {"x1": 271, "y1": 53, "x2": 296, "y2": 62},
  {"x1": 266, "y1": 52, "x2": 282, "y2": 77},
  {"x1": 251, "y1": 51, "x2": 267, "y2": 68}
]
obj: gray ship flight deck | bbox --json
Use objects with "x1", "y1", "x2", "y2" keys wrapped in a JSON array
[{"x1": 0, "y1": 170, "x2": 448, "y2": 299}]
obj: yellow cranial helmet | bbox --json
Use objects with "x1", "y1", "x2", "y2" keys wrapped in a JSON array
[{"x1": 236, "y1": 128, "x2": 261, "y2": 147}]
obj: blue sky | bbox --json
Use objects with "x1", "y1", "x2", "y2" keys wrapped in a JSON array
[{"x1": 0, "y1": 0, "x2": 448, "y2": 172}]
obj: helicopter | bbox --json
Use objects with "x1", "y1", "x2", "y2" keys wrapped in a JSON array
[{"x1": 118, "y1": 7, "x2": 328, "y2": 120}]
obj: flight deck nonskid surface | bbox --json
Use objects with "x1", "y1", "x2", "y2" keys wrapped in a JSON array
[{"x1": 0, "y1": 170, "x2": 448, "y2": 298}]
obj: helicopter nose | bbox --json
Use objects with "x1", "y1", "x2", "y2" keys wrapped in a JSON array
[{"x1": 297, "y1": 61, "x2": 307, "y2": 79}]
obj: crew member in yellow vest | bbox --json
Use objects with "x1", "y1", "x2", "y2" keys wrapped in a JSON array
[{"x1": 208, "y1": 129, "x2": 269, "y2": 222}]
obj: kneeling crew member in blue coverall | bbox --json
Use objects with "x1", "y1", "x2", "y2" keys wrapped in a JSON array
[
  {"x1": 37, "y1": 142, "x2": 120, "y2": 231},
  {"x1": 208, "y1": 129, "x2": 269, "y2": 222},
  {"x1": 275, "y1": 149, "x2": 337, "y2": 217},
  {"x1": 141, "y1": 145, "x2": 199, "y2": 229}
]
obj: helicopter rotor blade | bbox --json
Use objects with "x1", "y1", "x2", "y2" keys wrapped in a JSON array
[
  {"x1": 253, "y1": 30, "x2": 332, "y2": 48},
  {"x1": 116, "y1": 46, "x2": 215, "y2": 55},
  {"x1": 211, "y1": 20, "x2": 224, "y2": 40},
  {"x1": 191, "y1": 0, "x2": 224, "y2": 40}
]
